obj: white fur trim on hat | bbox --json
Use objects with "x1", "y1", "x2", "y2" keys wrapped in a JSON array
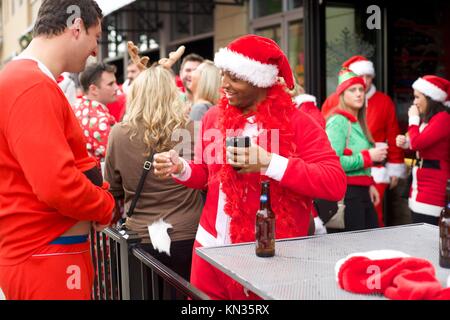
[
  {"x1": 413, "y1": 77, "x2": 448, "y2": 102},
  {"x1": 214, "y1": 47, "x2": 278, "y2": 88},
  {"x1": 294, "y1": 94, "x2": 317, "y2": 106},
  {"x1": 349, "y1": 60, "x2": 375, "y2": 76},
  {"x1": 444, "y1": 101, "x2": 450, "y2": 108}
]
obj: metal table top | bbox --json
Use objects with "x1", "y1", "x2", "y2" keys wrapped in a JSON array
[{"x1": 196, "y1": 224, "x2": 450, "y2": 300}]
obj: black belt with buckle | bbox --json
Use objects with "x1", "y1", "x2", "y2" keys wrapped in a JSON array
[{"x1": 416, "y1": 159, "x2": 440, "y2": 169}]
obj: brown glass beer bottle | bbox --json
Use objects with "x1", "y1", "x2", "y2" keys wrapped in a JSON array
[
  {"x1": 255, "y1": 181, "x2": 275, "y2": 257},
  {"x1": 439, "y1": 179, "x2": 450, "y2": 268}
]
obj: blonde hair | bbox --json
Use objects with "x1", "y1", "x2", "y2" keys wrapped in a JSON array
[
  {"x1": 338, "y1": 94, "x2": 374, "y2": 143},
  {"x1": 124, "y1": 65, "x2": 189, "y2": 154},
  {"x1": 194, "y1": 60, "x2": 221, "y2": 105}
]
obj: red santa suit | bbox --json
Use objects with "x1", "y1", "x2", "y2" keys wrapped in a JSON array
[
  {"x1": 294, "y1": 94, "x2": 328, "y2": 234},
  {"x1": 322, "y1": 56, "x2": 405, "y2": 227},
  {"x1": 407, "y1": 76, "x2": 450, "y2": 220},
  {"x1": 172, "y1": 35, "x2": 347, "y2": 299}
]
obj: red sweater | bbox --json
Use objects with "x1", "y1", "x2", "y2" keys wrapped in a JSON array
[{"x1": 0, "y1": 60, "x2": 115, "y2": 266}]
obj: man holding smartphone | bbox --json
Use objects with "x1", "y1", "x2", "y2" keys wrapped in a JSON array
[{"x1": 154, "y1": 35, "x2": 346, "y2": 299}]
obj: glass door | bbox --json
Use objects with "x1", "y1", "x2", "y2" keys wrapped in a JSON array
[{"x1": 324, "y1": 1, "x2": 382, "y2": 97}]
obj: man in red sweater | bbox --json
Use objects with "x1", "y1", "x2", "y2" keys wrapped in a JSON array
[
  {"x1": 322, "y1": 56, "x2": 405, "y2": 227},
  {"x1": 0, "y1": 0, "x2": 115, "y2": 300},
  {"x1": 154, "y1": 35, "x2": 346, "y2": 299}
]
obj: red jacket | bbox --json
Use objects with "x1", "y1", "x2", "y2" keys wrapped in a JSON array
[
  {"x1": 174, "y1": 105, "x2": 346, "y2": 246},
  {"x1": 322, "y1": 86, "x2": 405, "y2": 183},
  {"x1": 408, "y1": 112, "x2": 450, "y2": 216},
  {"x1": 0, "y1": 60, "x2": 115, "y2": 266}
]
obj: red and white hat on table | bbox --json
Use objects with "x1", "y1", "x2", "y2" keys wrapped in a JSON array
[
  {"x1": 413, "y1": 75, "x2": 450, "y2": 108},
  {"x1": 342, "y1": 55, "x2": 375, "y2": 77},
  {"x1": 335, "y1": 249, "x2": 450, "y2": 300},
  {"x1": 214, "y1": 34, "x2": 295, "y2": 90}
]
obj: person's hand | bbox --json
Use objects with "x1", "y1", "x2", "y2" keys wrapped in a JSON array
[
  {"x1": 226, "y1": 142, "x2": 272, "y2": 174},
  {"x1": 369, "y1": 185, "x2": 380, "y2": 206},
  {"x1": 389, "y1": 176, "x2": 399, "y2": 190},
  {"x1": 396, "y1": 134, "x2": 408, "y2": 149},
  {"x1": 408, "y1": 104, "x2": 419, "y2": 118},
  {"x1": 368, "y1": 147, "x2": 387, "y2": 163},
  {"x1": 153, "y1": 150, "x2": 183, "y2": 179}
]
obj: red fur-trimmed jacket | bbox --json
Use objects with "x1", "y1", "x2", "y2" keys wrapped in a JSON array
[
  {"x1": 407, "y1": 111, "x2": 450, "y2": 216},
  {"x1": 173, "y1": 105, "x2": 346, "y2": 247}
]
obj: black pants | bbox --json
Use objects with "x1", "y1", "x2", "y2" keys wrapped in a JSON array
[
  {"x1": 411, "y1": 210, "x2": 439, "y2": 226},
  {"x1": 139, "y1": 238, "x2": 195, "y2": 281},
  {"x1": 344, "y1": 185, "x2": 379, "y2": 231}
]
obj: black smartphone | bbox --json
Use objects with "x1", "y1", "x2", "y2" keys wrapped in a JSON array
[
  {"x1": 226, "y1": 136, "x2": 250, "y2": 148},
  {"x1": 226, "y1": 136, "x2": 250, "y2": 171}
]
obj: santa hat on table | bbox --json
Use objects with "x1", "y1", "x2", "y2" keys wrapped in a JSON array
[
  {"x1": 342, "y1": 55, "x2": 375, "y2": 77},
  {"x1": 214, "y1": 34, "x2": 295, "y2": 90},
  {"x1": 335, "y1": 250, "x2": 450, "y2": 300},
  {"x1": 336, "y1": 68, "x2": 366, "y2": 96},
  {"x1": 412, "y1": 75, "x2": 450, "y2": 108}
]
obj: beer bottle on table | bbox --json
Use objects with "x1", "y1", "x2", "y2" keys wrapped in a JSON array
[
  {"x1": 256, "y1": 181, "x2": 275, "y2": 257},
  {"x1": 439, "y1": 179, "x2": 450, "y2": 268}
]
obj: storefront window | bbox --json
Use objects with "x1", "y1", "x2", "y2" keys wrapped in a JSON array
[
  {"x1": 193, "y1": 3, "x2": 214, "y2": 35},
  {"x1": 171, "y1": 2, "x2": 191, "y2": 41},
  {"x1": 325, "y1": 5, "x2": 376, "y2": 96},
  {"x1": 255, "y1": 25, "x2": 282, "y2": 47},
  {"x1": 253, "y1": 0, "x2": 282, "y2": 18},
  {"x1": 288, "y1": 0, "x2": 303, "y2": 10},
  {"x1": 288, "y1": 20, "x2": 305, "y2": 87}
]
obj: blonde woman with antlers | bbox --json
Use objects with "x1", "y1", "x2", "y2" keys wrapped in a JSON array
[{"x1": 104, "y1": 44, "x2": 203, "y2": 298}]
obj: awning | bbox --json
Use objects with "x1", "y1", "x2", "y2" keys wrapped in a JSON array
[{"x1": 95, "y1": 0, "x2": 136, "y2": 16}]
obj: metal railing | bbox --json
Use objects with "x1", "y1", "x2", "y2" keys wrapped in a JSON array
[{"x1": 90, "y1": 226, "x2": 209, "y2": 300}]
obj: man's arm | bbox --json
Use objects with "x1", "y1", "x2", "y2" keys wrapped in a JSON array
[{"x1": 266, "y1": 112, "x2": 347, "y2": 201}]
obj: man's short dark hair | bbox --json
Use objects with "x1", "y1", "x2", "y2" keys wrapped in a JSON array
[
  {"x1": 180, "y1": 53, "x2": 204, "y2": 70},
  {"x1": 79, "y1": 63, "x2": 117, "y2": 93},
  {"x1": 33, "y1": 0, "x2": 103, "y2": 37}
]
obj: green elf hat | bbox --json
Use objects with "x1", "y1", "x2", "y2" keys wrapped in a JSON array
[{"x1": 336, "y1": 68, "x2": 366, "y2": 96}]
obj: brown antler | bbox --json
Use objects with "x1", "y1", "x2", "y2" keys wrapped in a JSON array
[
  {"x1": 158, "y1": 46, "x2": 186, "y2": 69},
  {"x1": 127, "y1": 41, "x2": 150, "y2": 71}
]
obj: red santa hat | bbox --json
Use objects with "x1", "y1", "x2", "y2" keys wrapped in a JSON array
[
  {"x1": 342, "y1": 55, "x2": 375, "y2": 77},
  {"x1": 214, "y1": 34, "x2": 295, "y2": 90},
  {"x1": 335, "y1": 250, "x2": 450, "y2": 300},
  {"x1": 412, "y1": 75, "x2": 450, "y2": 108},
  {"x1": 335, "y1": 68, "x2": 366, "y2": 96}
]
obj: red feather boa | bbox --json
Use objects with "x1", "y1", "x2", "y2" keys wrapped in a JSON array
[{"x1": 217, "y1": 84, "x2": 303, "y2": 244}]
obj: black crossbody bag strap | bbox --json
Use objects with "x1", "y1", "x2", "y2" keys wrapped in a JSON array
[{"x1": 127, "y1": 152, "x2": 154, "y2": 218}]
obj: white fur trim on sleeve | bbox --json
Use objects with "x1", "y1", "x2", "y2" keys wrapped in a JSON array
[
  {"x1": 413, "y1": 78, "x2": 448, "y2": 102},
  {"x1": 349, "y1": 60, "x2": 375, "y2": 76},
  {"x1": 265, "y1": 153, "x2": 289, "y2": 182},
  {"x1": 214, "y1": 48, "x2": 278, "y2": 88},
  {"x1": 171, "y1": 157, "x2": 191, "y2": 181},
  {"x1": 294, "y1": 94, "x2": 317, "y2": 106},
  {"x1": 409, "y1": 115, "x2": 420, "y2": 127},
  {"x1": 386, "y1": 162, "x2": 407, "y2": 179}
]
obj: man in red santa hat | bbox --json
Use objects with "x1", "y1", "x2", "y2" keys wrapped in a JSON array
[
  {"x1": 153, "y1": 35, "x2": 347, "y2": 299},
  {"x1": 322, "y1": 55, "x2": 405, "y2": 227}
]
